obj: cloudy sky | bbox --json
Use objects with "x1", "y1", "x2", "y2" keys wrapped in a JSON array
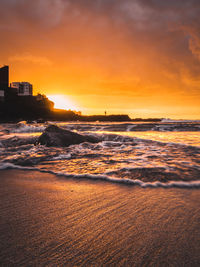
[{"x1": 0, "y1": 0, "x2": 200, "y2": 118}]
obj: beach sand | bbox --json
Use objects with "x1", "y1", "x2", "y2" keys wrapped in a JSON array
[{"x1": 0, "y1": 170, "x2": 199, "y2": 266}]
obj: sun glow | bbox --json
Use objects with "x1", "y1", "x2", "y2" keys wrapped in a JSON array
[{"x1": 47, "y1": 94, "x2": 78, "y2": 111}]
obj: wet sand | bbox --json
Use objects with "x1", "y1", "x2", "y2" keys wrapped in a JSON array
[{"x1": 0, "y1": 170, "x2": 199, "y2": 266}]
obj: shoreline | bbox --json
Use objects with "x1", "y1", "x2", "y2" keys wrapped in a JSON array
[
  {"x1": 0, "y1": 169, "x2": 199, "y2": 266},
  {"x1": 1, "y1": 166, "x2": 200, "y2": 188},
  {"x1": 0, "y1": 117, "x2": 162, "y2": 123}
]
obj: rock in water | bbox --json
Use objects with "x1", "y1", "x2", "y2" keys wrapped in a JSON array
[{"x1": 37, "y1": 125, "x2": 99, "y2": 147}]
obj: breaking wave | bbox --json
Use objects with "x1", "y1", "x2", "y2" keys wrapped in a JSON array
[
  {"x1": 1, "y1": 163, "x2": 200, "y2": 189},
  {"x1": 4, "y1": 121, "x2": 46, "y2": 133}
]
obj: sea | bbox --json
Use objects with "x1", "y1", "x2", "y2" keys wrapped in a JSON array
[{"x1": 0, "y1": 120, "x2": 200, "y2": 188}]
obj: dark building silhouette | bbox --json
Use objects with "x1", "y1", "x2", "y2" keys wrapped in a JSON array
[
  {"x1": 11, "y1": 82, "x2": 33, "y2": 96},
  {"x1": 0, "y1": 66, "x2": 9, "y2": 99},
  {"x1": 0, "y1": 65, "x2": 131, "y2": 122}
]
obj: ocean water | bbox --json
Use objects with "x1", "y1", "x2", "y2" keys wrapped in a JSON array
[{"x1": 0, "y1": 120, "x2": 200, "y2": 188}]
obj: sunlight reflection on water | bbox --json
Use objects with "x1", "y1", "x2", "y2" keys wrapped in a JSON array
[{"x1": 96, "y1": 131, "x2": 200, "y2": 147}]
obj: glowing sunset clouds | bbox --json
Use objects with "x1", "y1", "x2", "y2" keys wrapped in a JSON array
[{"x1": 0, "y1": 0, "x2": 200, "y2": 118}]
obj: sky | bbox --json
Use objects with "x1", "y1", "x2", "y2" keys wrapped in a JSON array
[{"x1": 0, "y1": 0, "x2": 200, "y2": 119}]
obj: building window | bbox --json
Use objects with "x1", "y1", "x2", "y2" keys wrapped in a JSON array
[{"x1": 19, "y1": 85, "x2": 24, "y2": 94}]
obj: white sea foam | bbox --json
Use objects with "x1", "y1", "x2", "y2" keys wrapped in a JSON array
[
  {"x1": 161, "y1": 119, "x2": 200, "y2": 123},
  {"x1": 52, "y1": 154, "x2": 72, "y2": 160},
  {"x1": 11, "y1": 124, "x2": 45, "y2": 133},
  {"x1": 1, "y1": 163, "x2": 200, "y2": 189},
  {"x1": 127, "y1": 125, "x2": 137, "y2": 131}
]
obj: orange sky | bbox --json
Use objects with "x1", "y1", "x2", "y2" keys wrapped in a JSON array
[{"x1": 0, "y1": 0, "x2": 200, "y2": 119}]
